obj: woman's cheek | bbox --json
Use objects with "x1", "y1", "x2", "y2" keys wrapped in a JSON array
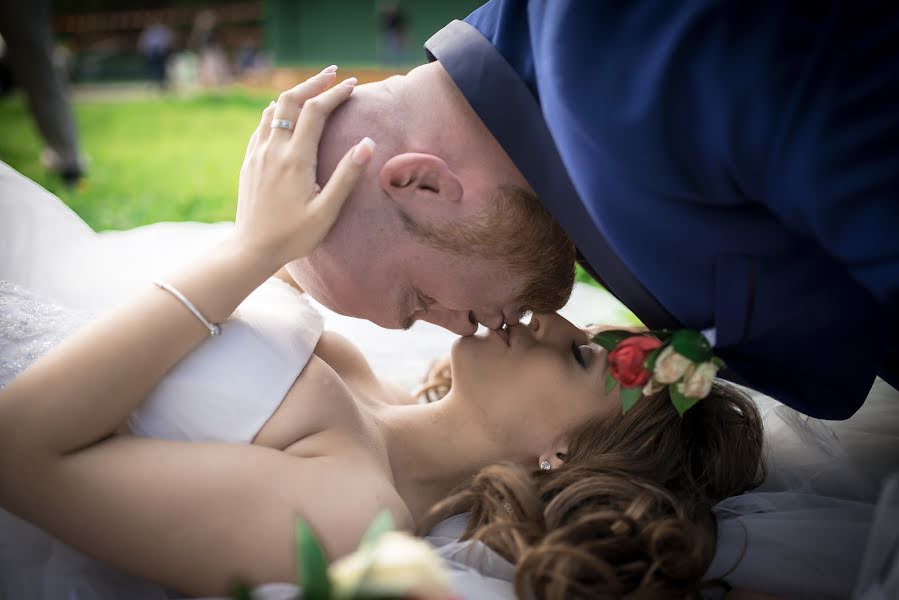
[{"x1": 518, "y1": 360, "x2": 561, "y2": 403}]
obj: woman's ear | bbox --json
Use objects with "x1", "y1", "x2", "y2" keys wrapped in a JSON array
[
  {"x1": 539, "y1": 445, "x2": 569, "y2": 470},
  {"x1": 378, "y1": 153, "x2": 463, "y2": 218}
]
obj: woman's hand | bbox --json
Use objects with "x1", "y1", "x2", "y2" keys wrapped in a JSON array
[{"x1": 235, "y1": 67, "x2": 375, "y2": 269}]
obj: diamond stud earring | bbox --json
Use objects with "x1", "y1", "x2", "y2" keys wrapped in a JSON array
[{"x1": 540, "y1": 460, "x2": 552, "y2": 471}]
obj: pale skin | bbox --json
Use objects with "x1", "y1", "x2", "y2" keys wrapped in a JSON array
[{"x1": 0, "y1": 71, "x2": 782, "y2": 600}]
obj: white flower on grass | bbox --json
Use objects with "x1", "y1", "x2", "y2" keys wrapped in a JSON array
[
  {"x1": 679, "y1": 361, "x2": 718, "y2": 399},
  {"x1": 653, "y1": 345, "x2": 693, "y2": 383},
  {"x1": 330, "y1": 531, "x2": 453, "y2": 599}
]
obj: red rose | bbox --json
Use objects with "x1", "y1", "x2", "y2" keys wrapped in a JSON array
[{"x1": 608, "y1": 336, "x2": 663, "y2": 388}]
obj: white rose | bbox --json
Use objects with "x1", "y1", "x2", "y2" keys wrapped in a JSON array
[
  {"x1": 653, "y1": 345, "x2": 692, "y2": 383},
  {"x1": 330, "y1": 531, "x2": 453, "y2": 599},
  {"x1": 642, "y1": 378, "x2": 666, "y2": 397},
  {"x1": 679, "y1": 361, "x2": 718, "y2": 399}
]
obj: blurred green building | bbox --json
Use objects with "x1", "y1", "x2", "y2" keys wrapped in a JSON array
[
  {"x1": 47, "y1": 1, "x2": 484, "y2": 82},
  {"x1": 265, "y1": 0, "x2": 484, "y2": 67}
]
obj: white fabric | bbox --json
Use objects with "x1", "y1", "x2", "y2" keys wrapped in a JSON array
[
  {"x1": 129, "y1": 278, "x2": 323, "y2": 444},
  {"x1": 2, "y1": 161, "x2": 899, "y2": 599}
]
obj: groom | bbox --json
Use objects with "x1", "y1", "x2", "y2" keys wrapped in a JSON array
[{"x1": 289, "y1": 0, "x2": 898, "y2": 420}]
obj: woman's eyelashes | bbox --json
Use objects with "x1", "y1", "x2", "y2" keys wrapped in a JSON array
[{"x1": 571, "y1": 341, "x2": 589, "y2": 369}]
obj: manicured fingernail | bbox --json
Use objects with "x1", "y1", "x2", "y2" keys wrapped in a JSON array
[
  {"x1": 323, "y1": 64, "x2": 338, "y2": 74},
  {"x1": 342, "y1": 77, "x2": 358, "y2": 87},
  {"x1": 352, "y1": 137, "x2": 375, "y2": 165},
  {"x1": 268, "y1": 101, "x2": 275, "y2": 108}
]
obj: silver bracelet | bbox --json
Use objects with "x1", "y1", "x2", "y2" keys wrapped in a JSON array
[{"x1": 153, "y1": 280, "x2": 222, "y2": 336}]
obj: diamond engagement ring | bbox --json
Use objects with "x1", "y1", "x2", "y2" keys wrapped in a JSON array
[{"x1": 271, "y1": 119, "x2": 295, "y2": 131}]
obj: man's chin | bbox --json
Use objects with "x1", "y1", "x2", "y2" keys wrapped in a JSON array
[
  {"x1": 283, "y1": 267, "x2": 395, "y2": 328},
  {"x1": 282, "y1": 262, "x2": 341, "y2": 312}
]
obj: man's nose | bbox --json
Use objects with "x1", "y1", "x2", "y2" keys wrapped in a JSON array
[
  {"x1": 472, "y1": 311, "x2": 505, "y2": 331},
  {"x1": 423, "y1": 307, "x2": 478, "y2": 336}
]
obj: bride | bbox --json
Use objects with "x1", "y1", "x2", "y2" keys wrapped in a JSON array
[{"x1": 0, "y1": 72, "x2": 896, "y2": 600}]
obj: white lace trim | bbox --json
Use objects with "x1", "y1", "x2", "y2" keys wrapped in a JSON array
[{"x1": 0, "y1": 280, "x2": 91, "y2": 390}]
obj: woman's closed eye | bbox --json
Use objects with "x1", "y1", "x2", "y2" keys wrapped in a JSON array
[{"x1": 571, "y1": 341, "x2": 594, "y2": 370}]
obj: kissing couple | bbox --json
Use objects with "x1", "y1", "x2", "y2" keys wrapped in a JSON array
[{"x1": 1, "y1": 42, "x2": 897, "y2": 600}]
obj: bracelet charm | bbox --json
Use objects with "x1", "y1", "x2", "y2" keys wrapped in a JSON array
[{"x1": 152, "y1": 280, "x2": 222, "y2": 337}]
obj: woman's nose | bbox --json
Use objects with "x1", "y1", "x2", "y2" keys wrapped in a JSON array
[{"x1": 529, "y1": 312, "x2": 587, "y2": 347}]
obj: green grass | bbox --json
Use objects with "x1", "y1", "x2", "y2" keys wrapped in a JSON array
[{"x1": 0, "y1": 90, "x2": 272, "y2": 231}]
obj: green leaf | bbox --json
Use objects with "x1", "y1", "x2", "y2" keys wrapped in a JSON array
[
  {"x1": 359, "y1": 509, "x2": 395, "y2": 549},
  {"x1": 671, "y1": 330, "x2": 713, "y2": 363},
  {"x1": 296, "y1": 518, "x2": 332, "y2": 600},
  {"x1": 230, "y1": 582, "x2": 252, "y2": 600},
  {"x1": 620, "y1": 386, "x2": 642, "y2": 414},
  {"x1": 592, "y1": 330, "x2": 635, "y2": 351},
  {"x1": 643, "y1": 347, "x2": 662, "y2": 371},
  {"x1": 605, "y1": 372, "x2": 618, "y2": 394},
  {"x1": 669, "y1": 384, "x2": 700, "y2": 417},
  {"x1": 647, "y1": 329, "x2": 674, "y2": 343},
  {"x1": 712, "y1": 356, "x2": 727, "y2": 369}
]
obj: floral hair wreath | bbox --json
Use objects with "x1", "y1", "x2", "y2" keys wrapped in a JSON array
[{"x1": 593, "y1": 329, "x2": 726, "y2": 416}]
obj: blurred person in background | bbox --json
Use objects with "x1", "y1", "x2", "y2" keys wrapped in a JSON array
[
  {"x1": 0, "y1": 0, "x2": 85, "y2": 186},
  {"x1": 0, "y1": 33, "x2": 11, "y2": 95},
  {"x1": 190, "y1": 9, "x2": 231, "y2": 88},
  {"x1": 378, "y1": 1, "x2": 410, "y2": 66},
  {"x1": 138, "y1": 21, "x2": 174, "y2": 92}
]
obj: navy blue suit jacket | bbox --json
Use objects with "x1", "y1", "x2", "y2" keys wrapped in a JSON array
[{"x1": 425, "y1": 0, "x2": 899, "y2": 418}]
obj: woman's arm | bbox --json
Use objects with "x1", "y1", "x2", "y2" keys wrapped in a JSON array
[
  {"x1": 0, "y1": 241, "x2": 272, "y2": 459},
  {"x1": 0, "y1": 69, "x2": 376, "y2": 593}
]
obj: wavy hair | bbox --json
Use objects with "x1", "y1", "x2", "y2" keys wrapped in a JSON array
[{"x1": 417, "y1": 365, "x2": 765, "y2": 599}]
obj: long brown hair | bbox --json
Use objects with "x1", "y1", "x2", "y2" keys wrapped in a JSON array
[{"x1": 418, "y1": 378, "x2": 765, "y2": 599}]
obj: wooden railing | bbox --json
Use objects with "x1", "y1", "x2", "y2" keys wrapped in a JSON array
[{"x1": 54, "y1": 3, "x2": 262, "y2": 35}]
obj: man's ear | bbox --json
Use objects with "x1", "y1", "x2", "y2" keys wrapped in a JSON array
[{"x1": 378, "y1": 153, "x2": 463, "y2": 218}]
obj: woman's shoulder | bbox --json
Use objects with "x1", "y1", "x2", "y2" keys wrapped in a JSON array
[{"x1": 314, "y1": 330, "x2": 412, "y2": 404}]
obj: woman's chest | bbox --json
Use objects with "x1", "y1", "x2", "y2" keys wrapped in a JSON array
[{"x1": 251, "y1": 352, "x2": 381, "y2": 456}]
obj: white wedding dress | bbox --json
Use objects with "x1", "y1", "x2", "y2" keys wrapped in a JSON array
[{"x1": 1, "y1": 161, "x2": 898, "y2": 600}]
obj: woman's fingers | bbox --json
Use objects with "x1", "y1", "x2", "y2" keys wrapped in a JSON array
[
  {"x1": 270, "y1": 66, "x2": 339, "y2": 136},
  {"x1": 246, "y1": 66, "x2": 340, "y2": 159},
  {"x1": 308, "y1": 137, "x2": 375, "y2": 242},
  {"x1": 245, "y1": 101, "x2": 276, "y2": 157},
  {"x1": 235, "y1": 69, "x2": 369, "y2": 263},
  {"x1": 289, "y1": 76, "x2": 357, "y2": 161}
]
